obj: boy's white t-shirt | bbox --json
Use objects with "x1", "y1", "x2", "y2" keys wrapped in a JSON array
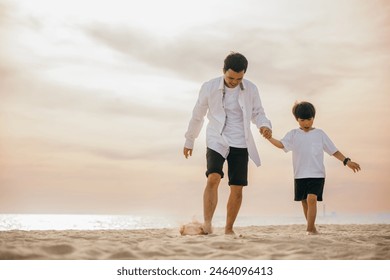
[{"x1": 281, "y1": 128, "x2": 338, "y2": 179}]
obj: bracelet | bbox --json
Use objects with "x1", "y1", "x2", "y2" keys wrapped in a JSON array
[{"x1": 343, "y1": 157, "x2": 351, "y2": 166}]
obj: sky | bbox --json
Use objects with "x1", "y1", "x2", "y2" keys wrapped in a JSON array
[{"x1": 0, "y1": 0, "x2": 389, "y2": 221}]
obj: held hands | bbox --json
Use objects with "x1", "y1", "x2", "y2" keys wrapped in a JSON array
[
  {"x1": 183, "y1": 147, "x2": 193, "y2": 159},
  {"x1": 260, "y1": 127, "x2": 272, "y2": 139}
]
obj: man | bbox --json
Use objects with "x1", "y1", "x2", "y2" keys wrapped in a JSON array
[{"x1": 183, "y1": 52, "x2": 272, "y2": 235}]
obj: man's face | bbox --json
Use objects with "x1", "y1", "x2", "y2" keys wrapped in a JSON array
[{"x1": 223, "y1": 69, "x2": 245, "y2": 88}]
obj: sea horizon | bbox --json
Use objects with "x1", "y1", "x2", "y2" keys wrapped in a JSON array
[{"x1": 0, "y1": 212, "x2": 389, "y2": 231}]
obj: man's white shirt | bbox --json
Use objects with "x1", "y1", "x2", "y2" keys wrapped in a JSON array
[{"x1": 184, "y1": 76, "x2": 271, "y2": 167}]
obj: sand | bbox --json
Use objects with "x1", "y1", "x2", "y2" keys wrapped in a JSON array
[{"x1": 0, "y1": 224, "x2": 389, "y2": 260}]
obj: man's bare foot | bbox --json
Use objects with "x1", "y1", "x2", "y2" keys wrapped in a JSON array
[
  {"x1": 306, "y1": 230, "x2": 319, "y2": 235},
  {"x1": 202, "y1": 222, "x2": 213, "y2": 234},
  {"x1": 225, "y1": 227, "x2": 235, "y2": 235}
]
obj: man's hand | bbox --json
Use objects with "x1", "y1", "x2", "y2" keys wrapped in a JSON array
[
  {"x1": 260, "y1": 127, "x2": 272, "y2": 139},
  {"x1": 183, "y1": 147, "x2": 193, "y2": 159}
]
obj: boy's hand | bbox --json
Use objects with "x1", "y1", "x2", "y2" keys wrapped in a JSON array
[
  {"x1": 260, "y1": 127, "x2": 272, "y2": 139},
  {"x1": 347, "y1": 161, "x2": 361, "y2": 173}
]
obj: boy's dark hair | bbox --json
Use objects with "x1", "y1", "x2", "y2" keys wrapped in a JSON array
[
  {"x1": 292, "y1": 101, "x2": 316, "y2": 120},
  {"x1": 223, "y1": 52, "x2": 248, "y2": 73}
]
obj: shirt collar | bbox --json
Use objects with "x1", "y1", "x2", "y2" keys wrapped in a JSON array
[{"x1": 218, "y1": 76, "x2": 246, "y2": 91}]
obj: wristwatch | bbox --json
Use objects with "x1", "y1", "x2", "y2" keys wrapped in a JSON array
[{"x1": 343, "y1": 157, "x2": 351, "y2": 166}]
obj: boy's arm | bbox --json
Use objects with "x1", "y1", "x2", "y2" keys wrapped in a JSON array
[
  {"x1": 267, "y1": 137, "x2": 285, "y2": 149},
  {"x1": 333, "y1": 151, "x2": 361, "y2": 173}
]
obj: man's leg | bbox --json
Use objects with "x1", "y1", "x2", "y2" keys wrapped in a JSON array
[
  {"x1": 225, "y1": 185, "x2": 243, "y2": 235},
  {"x1": 306, "y1": 194, "x2": 318, "y2": 234},
  {"x1": 203, "y1": 173, "x2": 221, "y2": 234}
]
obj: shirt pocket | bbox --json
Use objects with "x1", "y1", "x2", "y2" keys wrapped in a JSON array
[{"x1": 311, "y1": 143, "x2": 323, "y2": 156}]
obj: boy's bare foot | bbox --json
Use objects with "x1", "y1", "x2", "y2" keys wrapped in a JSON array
[{"x1": 306, "y1": 226, "x2": 318, "y2": 234}]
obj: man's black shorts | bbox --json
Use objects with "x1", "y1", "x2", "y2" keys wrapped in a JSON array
[
  {"x1": 294, "y1": 178, "x2": 325, "y2": 201},
  {"x1": 206, "y1": 147, "x2": 249, "y2": 186}
]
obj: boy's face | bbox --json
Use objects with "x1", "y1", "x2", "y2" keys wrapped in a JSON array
[
  {"x1": 297, "y1": 118, "x2": 314, "y2": 132},
  {"x1": 223, "y1": 69, "x2": 245, "y2": 88}
]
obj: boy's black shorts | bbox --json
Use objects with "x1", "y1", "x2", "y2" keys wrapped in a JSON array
[
  {"x1": 294, "y1": 178, "x2": 325, "y2": 201},
  {"x1": 206, "y1": 147, "x2": 249, "y2": 186}
]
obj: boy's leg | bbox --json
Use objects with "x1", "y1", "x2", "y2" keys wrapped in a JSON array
[
  {"x1": 203, "y1": 173, "x2": 221, "y2": 234},
  {"x1": 301, "y1": 199, "x2": 308, "y2": 220},
  {"x1": 306, "y1": 194, "x2": 318, "y2": 233},
  {"x1": 225, "y1": 185, "x2": 243, "y2": 235}
]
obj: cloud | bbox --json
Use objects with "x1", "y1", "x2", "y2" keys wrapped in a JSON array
[
  {"x1": 83, "y1": 23, "x2": 351, "y2": 97},
  {"x1": 84, "y1": 24, "x2": 222, "y2": 81},
  {"x1": 0, "y1": 2, "x2": 7, "y2": 25},
  {"x1": 83, "y1": 0, "x2": 390, "y2": 98}
]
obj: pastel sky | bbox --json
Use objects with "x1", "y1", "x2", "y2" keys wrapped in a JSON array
[{"x1": 1, "y1": 0, "x2": 389, "y2": 219}]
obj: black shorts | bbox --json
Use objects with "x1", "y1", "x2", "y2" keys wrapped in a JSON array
[
  {"x1": 206, "y1": 147, "x2": 249, "y2": 186},
  {"x1": 294, "y1": 178, "x2": 325, "y2": 201}
]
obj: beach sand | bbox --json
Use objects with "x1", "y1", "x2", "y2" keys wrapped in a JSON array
[{"x1": 0, "y1": 224, "x2": 389, "y2": 260}]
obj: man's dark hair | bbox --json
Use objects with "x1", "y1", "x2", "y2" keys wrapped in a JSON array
[
  {"x1": 292, "y1": 101, "x2": 316, "y2": 120},
  {"x1": 223, "y1": 52, "x2": 248, "y2": 73}
]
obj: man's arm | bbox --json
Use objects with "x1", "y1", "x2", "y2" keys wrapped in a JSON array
[
  {"x1": 251, "y1": 84, "x2": 272, "y2": 131},
  {"x1": 183, "y1": 83, "x2": 209, "y2": 158}
]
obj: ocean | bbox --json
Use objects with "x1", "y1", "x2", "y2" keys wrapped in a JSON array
[{"x1": 0, "y1": 213, "x2": 389, "y2": 231}]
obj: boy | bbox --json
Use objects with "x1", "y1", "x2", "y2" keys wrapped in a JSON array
[{"x1": 266, "y1": 101, "x2": 361, "y2": 234}]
